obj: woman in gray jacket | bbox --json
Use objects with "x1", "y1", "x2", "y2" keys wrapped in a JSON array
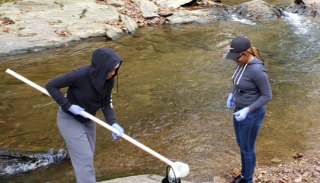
[{"x1": 226, "y1": 36, "x2": 272, "y2": 183}]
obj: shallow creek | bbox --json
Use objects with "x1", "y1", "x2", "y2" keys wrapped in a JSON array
[{"x1": 1, "y1": 0, "x2": 320, "y2": 182}]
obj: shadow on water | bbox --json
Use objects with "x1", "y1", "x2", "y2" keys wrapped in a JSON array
[{"x1": 1, "y1": 2, "x2": 320, "y2": 183}]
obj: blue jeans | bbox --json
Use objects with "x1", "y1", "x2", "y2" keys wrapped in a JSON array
[{"x1": 233, "y1": 106, "x2": 265, "y2": 183}]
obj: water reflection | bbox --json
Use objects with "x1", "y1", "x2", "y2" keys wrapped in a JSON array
[{"x1": 1, "y1": 8, "x2": 320, "y2": 183}]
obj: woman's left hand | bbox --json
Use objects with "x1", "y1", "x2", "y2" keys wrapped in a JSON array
[
  {"x1": 112, "y1": 123, "x2": 124, "y2": 140},
  {"x1": 233, "y1": 107, "x2": 249, "y2": 121}
]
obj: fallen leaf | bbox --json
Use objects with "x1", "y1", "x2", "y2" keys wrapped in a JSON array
[
  {"x1": 16, "y1": 16, "x2": 21, "y2": 21},
  {"x1": 36, "y1": 136, "x2": 47, "y2": 140},
  {"x1": 18, "y1": 144, "x2": 24, "y2": 147},
  {"x1": 293, "y1": 153, "x2": 303, "y2": 159},
  {"x1": 282, "y1": 177, "x2": 289, "y2": 181},
  {"x1": 0, "y1": 121, "x2": 6, "y2": 124}
]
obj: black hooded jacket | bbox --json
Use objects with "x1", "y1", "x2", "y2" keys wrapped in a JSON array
[{"x1": 45, "y1": 47, "x2": 123, "y2": 124}]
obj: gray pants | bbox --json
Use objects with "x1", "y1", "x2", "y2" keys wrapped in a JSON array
[{"x1": 57, "y1": 108, "x2": 96, "y2": 183}]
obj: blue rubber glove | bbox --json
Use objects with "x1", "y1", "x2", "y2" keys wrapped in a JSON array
[
  {"x1": 112, "y1": 123, "x2": 124, "y2": 140},
  {"x1": 227, "y1": 93, "x2": 234, "y2": 108},
  {"x1": 68, "y1": 105, "x2": 87, "y2": 118},
  {"x1": 234, "y1": 107, "x2": 249, "y2": 121}
]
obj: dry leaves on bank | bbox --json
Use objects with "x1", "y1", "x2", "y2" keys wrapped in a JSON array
[
  {"x1": 0, "y1": 17, "x2": 15, "y2": 26},
  {"x1": 225, "y1": 154, "x2": 320, "y2": 183},
  {"x1": 0, "y1": 17, "x2": 15, "y2": 33},
  {"x1": 54, "y1": 30, "x2": 72, "y2": 37},
  {"x1": 96, "y1": 0, "x2": 184, "y2": 29},
  {"x1": 0, "y1": 27, "x2": 13, "y2": 33}
]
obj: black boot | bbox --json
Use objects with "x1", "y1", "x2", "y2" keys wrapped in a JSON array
[
  {"x1": 230, "y1": 175, "x2": 241, "y2": 183},
  {"x1": 235, "y1": 177, "x2": 248, "y2": 183}
]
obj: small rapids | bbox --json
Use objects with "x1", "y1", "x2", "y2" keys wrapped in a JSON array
[
  {"x1": 0, "y1": 148, "x2": 68, "y2": 177},
  {"x1": 282, "y1": 11, "x2": 320, "y2": 35}
]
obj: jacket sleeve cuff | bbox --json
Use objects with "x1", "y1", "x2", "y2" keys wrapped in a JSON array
[
  {"x1": 61, "y1": 102, "x2": 72, "y2": 111},
  {"x1": 107, "y1": 119, "x2": 117, "y2": 126}
]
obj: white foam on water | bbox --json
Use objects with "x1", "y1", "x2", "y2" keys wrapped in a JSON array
[
  {"x1": 283, "y1": 11, "x2": 319, "y2": 35},
  {"x1": 0, "y1": 148, "x2": 68, "y2": 177},
  {"x1": 230, "y1": 14, "x2": 256, "y2": 25}
]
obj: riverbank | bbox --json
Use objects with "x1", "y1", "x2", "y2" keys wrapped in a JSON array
[
  {"x1": 1, "y1": 0, "x2": 320, "y2": 57},
  {"x1": 99, "y1": 154, "x2": 320, "y2": 182}
]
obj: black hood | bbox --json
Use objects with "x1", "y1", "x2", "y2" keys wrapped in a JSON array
[{"x1": 89, "y1": 47, "x2": 123, "y2": 94}]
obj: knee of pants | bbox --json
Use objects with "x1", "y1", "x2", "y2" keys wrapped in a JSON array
[{"x1": 241, "y1": 149, "x2": 255, "y2": 156}]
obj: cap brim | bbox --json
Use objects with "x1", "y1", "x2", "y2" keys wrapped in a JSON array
[{"x1": 226, "y1": 51, "x2": 241, "y2": 60}]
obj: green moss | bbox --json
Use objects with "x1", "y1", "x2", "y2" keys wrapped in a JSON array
[
  {"x1": 53, "y1": 1, "x2": 64, "y2": 8},
  {"x1": 18, "y1": 27, "x2": 25, "y2": 31},
  {"x1": 79, "y1": 9, "x2": 87, "y2": 19},
  {"x1": 17, "y1": 32, "x2": 37, "y2": 37}
]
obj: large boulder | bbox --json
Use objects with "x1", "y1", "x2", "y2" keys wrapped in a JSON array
[
  {"x1": 167, "y1": 8, "x2": 230, "y2": 25},
  {"x1": 120, "y1": 14, "x2": 139, "y2": 34},
  {"x1": 284, "y1": 1, "x2": 320, "y2": 17},
  {"x1": 132, "y1": 0, "x2": 159, "y2": 18},
  {"x1": 226, "y1": 0, "x2": 278, "y2": 21},
  {"x1": 107, "y1": 0, "x2": 124, "y2": 7},
  {"x1": 0, "y1": 0, "x2": 121, "y2": 55},
  {"x1": 105, "y1": 25, "x2": 124, "y2": 40},
  {"x1": 153, "y1": 0, "x2": 193, "y2": 8},
  {"x1": 302, "y1": 0, "x2": 320, "y2": 5}
]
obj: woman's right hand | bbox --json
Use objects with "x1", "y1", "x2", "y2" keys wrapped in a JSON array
[
  {"x1": 227, "y1": 93, "x2": 234, "y2": 108},
  {"x1": 68, "y1": 105, "x2": 88, "y2": 118}
]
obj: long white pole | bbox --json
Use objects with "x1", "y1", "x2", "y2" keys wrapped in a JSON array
[{"x1": 5, "y1": 68, "x2": 174, "y2": 166}]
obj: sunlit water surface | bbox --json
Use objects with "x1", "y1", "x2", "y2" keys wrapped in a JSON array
[{"x1": 1, "y1": 2, "x2": 320, "y2": 183}]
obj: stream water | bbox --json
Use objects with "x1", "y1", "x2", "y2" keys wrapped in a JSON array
[{"x1": 1, "y1": 0, "x2": 320, "y2": 182}]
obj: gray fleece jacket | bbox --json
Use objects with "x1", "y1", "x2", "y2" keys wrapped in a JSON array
[{"x1": 231, "y1": 57, "x2": 272, "y2": 111}]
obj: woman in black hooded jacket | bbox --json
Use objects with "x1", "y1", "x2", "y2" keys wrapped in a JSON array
[{"x1": 45, "y1": 47, "x2": 124, "y2": 183}]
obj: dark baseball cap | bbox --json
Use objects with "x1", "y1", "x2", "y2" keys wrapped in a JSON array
[{"x1": 226, "y1": 36, "x2": 251, "y2": 60}]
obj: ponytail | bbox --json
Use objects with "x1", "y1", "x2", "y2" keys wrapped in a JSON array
[{"x1": 243, "y1": 46, "x2": 264, "y2": 62}]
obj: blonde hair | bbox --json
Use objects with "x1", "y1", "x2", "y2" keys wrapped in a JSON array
[{"x1": 242, "y1": 46, "x2": 264, "y2": 62}]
